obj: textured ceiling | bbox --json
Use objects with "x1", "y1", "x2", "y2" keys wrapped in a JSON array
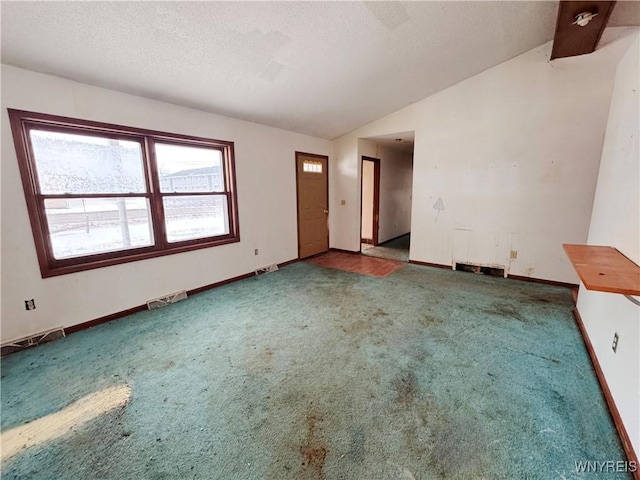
[{"x1": 2, "y1": 1, "x2": 638, "y2": 139}]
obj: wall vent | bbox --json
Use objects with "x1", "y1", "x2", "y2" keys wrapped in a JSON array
[
  {"x1": 147, "y1": 290, "x2": 188, "y2": 310},
  {"x1": 255, "y1": 264, "x2": 279, "y2": 276},
  {"x1": 1, "y1": 327, "x2": 65, "y2": 356},
  {"x1": 455, "y1": 263, "x2": 505, "y2": 278}
]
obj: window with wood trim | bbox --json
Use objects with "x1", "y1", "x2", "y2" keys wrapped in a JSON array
[{"x1": 8, "y1": 109, "x2": 240, "y2": 278}]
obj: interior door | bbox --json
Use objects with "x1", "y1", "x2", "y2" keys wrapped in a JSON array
[{"x1": 296, "y1": 152, "x2": 329, "y2": 259}]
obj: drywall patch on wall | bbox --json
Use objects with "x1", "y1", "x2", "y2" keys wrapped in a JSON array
[
  {"x1": 432, "y1": 197, "x2": 445, "y2": 222},
  {"x1": 452, "y1": 229, "x2": 511, "y2": 273}
]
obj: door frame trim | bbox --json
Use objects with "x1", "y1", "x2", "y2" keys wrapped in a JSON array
[
  {"x1": 295, "y1": 151, "x2": 330, "y2": 259},
  {"x1": 360, "y1": 156, "x2": 381, "y2": 247}
]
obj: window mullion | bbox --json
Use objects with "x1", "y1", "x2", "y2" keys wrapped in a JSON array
[
  {"x1": 36, "y1": 194, "x2": 58, "y2": 270},
  {"x1": 222, "y1": 146, "x2": 230, "y2": 192},
  {"x1": 145, "y1": 138, "x2": 168, "y2": 250},
  {"x1": 41, "y1": 193, "x2": 150, "y2": 199}
]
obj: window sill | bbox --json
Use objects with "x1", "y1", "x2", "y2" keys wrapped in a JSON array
[{"x1": 40, "y1": 236, "x2": 240, "y2": 278}]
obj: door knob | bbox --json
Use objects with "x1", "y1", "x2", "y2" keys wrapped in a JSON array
[{"x1": 323, "y1": 209, "x2": 329, "y2": 214}]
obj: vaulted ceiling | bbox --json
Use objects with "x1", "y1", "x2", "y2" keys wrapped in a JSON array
[{"x1": 2, "y1": 2, "x2": 638, "y2": 139}]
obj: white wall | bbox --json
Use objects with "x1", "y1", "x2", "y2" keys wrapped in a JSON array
[
  {"x1": 361, "y1": 159, "x2": 374, "y2": 240},
  {"x1": 0, "y1": 65, "x2": 332, "y2": 343},
  {"x1": 332, "y1": 28, "x2": 639, "y2": 283},
  {"x1": 576, "y1": 36, "x2": 640, "y2": 458}
]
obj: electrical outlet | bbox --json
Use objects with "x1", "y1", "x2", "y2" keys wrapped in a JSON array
[
  {"x1": 510, "y1": 250, "x2": 518, "y2": 260},
  {"x1": 340, "y1": 199, "x2": 346, "y2": 206},
  {"x1": 612, "y1": 332, "x2": 619, "y2": 353},
  {"x1": 254, "y1": 249, "x2": 259, "y2": 255},
  {"x1": 25, "y1": 299, "x2": 36, "y2": 311}
]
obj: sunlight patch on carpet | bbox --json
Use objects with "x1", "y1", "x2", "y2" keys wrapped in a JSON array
[{"x1": 1, "y1": 384, "x2": 131, "y2": 461}]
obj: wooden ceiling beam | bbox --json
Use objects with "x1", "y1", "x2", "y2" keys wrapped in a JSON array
[{"x1": 551, "y1": 1, "x2": 617, "y2": 60}]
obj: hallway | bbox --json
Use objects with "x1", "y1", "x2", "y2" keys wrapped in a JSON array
[{"x1": 362, "y1": 233, "x2": 410, "y2": 262}]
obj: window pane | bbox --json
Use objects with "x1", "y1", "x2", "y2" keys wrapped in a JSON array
[
  {"x1": 44, "y1": 198, "x2": 153, "y2": 259},
  {"x1": 303, "y1": 161, "x2": 322, "y2": 173},
  {"x1": 156, "y1": 143, "x2": 224, "y2": 193},
  {"x1": 30, "y1": 130, "x2": 146, "y2": 194},
  {"x1": 163, "y1": 195, "x2": 229, "y2": 243}
]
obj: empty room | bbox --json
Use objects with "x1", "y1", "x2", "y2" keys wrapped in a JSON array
[{"x1": 1, "y1": 2, "x2": 639, "y2": 479}]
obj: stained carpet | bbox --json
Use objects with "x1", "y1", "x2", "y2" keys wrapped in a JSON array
[{"x1": 0, "y1": 262, "x2": 629, "y2": 479}]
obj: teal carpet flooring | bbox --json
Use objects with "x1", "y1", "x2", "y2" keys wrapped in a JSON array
[{"x1": 0, "y1": 262, "x2": 628, "y2": 479}]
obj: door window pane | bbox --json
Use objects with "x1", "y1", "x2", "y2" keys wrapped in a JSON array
[
  {"x1": 156, "y1": 143, "x2": 224, "y2": 193},
  {"x1": 163, "y1": 195, "x2": 229, "y2": 242},
  {"x1": 303, "y1": 161, "x2": 322, "y2": 173},
  {"x1": 30, "y1": 130, "x2": 146, "y2": 194},
  {"x1": 45, "y1": 197, "x2": 153, "y2": 259}
]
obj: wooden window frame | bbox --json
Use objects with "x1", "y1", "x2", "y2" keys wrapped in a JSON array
[{"x1": 8, "y1": 109, "x2": 240, "y2": 278}]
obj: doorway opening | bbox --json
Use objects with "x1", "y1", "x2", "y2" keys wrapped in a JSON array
[
  {"x1": 360, "y1": 156, "x2": 380, "y2": 248},
  {"x1": 359, "y1": 133, "x2": 414, "y2": 262}
]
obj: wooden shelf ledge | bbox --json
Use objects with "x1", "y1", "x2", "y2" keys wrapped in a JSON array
[{"x1": 563, "y1": 244, "x2": 640, "y2": 296}]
